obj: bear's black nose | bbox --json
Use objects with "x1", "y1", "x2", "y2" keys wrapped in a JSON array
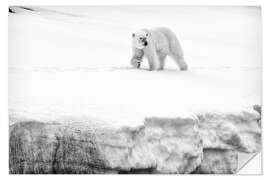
[{"x1": 144, "y1": 42, "x2": 148, "y2": 46}]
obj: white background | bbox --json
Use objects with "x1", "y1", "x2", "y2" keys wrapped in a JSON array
[{"x1": 1, "y1": 0, "x2": 269, "y2": 179}]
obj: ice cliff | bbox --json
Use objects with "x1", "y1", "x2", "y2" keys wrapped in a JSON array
[{"x1": 9, "y1": 107, "x2": 261, "y2": 174}]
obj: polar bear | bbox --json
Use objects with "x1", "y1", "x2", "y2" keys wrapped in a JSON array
[{"x1": 130, "y1": 27, "x2": 188, "y2": 71}]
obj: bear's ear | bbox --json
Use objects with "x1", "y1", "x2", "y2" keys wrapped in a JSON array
[{"x1": 132, "y1": 33, "x2": 135, "y2": 37}]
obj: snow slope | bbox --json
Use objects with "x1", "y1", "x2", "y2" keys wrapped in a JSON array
[{"x1": 9, "y1": 6, "x2": 261, "y2": 128}]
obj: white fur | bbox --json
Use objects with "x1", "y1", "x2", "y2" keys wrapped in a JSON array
[{"x1": 131, "y1": 27, "x2": 188, "y2": 71}]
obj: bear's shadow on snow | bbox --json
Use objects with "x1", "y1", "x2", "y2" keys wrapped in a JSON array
[
  {"x1": 111, "y1": 66, "x2": 190, "y2": 74},
  {"x1": 111, "y1": 66, "x2": 151, "y2": 71}
]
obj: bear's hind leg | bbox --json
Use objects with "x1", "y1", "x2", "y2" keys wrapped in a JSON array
[{"x1": 171, "y1": 54, "x2": 188, "y2": 71}]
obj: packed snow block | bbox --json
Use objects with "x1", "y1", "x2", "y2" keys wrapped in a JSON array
[
  {"x1": 197, "y1": 110, "x2": 261, "y2": 153},
  {"x1": 193, "y1": 149, "x2": 238, "y2": 174},
  {"x1": 95, "y1": 117, "x2": 203, "y2": 173},
  {"x1": 253, "y1": 105, "x2": 261, "y2": 127},
  {"x1": 9, "y1": 121, "x2": 109, "y2": 174},
  {"x1": 9, "y1": 121, "x2": 56, "y2": 174}
]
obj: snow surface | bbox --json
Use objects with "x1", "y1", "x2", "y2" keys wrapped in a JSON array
[{"x1": 9, "y1": 6, "x2": 261, "y2": 128}]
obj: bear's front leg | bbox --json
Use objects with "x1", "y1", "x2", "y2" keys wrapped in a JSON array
[
  {"x1": 131, "y1": 48, "x2": 144, "y2": 69},
  {"x1": 131, "y1": 58, "x2": 142, "y2": 69},
  {"x1": 145, "y1": 49, "x2": 160, "y2": 71}
]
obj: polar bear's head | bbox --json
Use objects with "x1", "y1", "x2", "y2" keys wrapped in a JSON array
[{"x1": 132, "y1": 30, "x2": 150, "y2": 49}]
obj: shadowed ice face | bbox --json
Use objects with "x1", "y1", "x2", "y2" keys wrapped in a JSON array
[{"x1": 132, "y1": 30, "x2": 149, "y2": 49}]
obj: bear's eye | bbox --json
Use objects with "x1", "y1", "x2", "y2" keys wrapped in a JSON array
[
  {"x1": 146, "y1": 33, "x2": 148, "y2": 36},
  {"x1": 132, "y1": 33, "x2": 135, "y2": 37}
]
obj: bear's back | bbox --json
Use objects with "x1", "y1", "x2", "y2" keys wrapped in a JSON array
[{"x1": 152, "y1": 27, "x2": 182, "y2": 55}]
